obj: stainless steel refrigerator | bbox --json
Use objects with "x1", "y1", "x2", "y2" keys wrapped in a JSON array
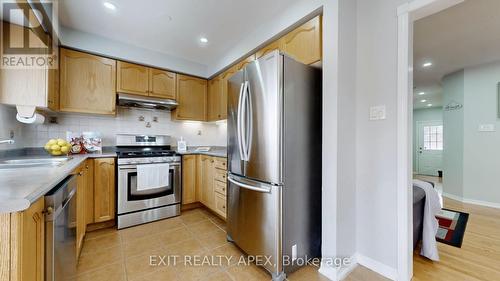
[{"x1": 227, "y1": 50, "x2": 322, "y2": 280}]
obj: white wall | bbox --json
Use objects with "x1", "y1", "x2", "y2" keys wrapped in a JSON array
[
  {"x1": 336, "y1": 0, "x2": 357, "y2": 263},
  {"x1": 442, "y1": 70, "x2": 465, "y2": 198},
  {"x1": 355, "y1": 0, "x2": 407, "y2": 274},
  {"x1": 463, "y1": 61, "x2": 500, "y2": 204},
  {"x1": 0, "y1": 104, "x2": 24, "y2": 150},
  {"x1": 60, "y1": 27, "x2": 208, "y2": 78},
  {"x1": 21, "y1": 107, "x2": 226, "y2": 148},
  {"x1": 413, "y1": 107, "x2": 443, "y2": 171},
  {"x1": 440, "y1": 61, "x2": 500, "y2": 205}
]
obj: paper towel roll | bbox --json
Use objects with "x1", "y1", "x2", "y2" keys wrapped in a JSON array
[{"x1": 16, "y1": 112, "x2": 45, "y2": 124}]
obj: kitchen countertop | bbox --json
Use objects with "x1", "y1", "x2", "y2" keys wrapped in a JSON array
[
  {"x1": 0, "y1": 146, "x2": 226, "y2": 214},
  {"x1": 175, "y1": 146, "x2": 227, "y2": 158},
  {"x1": 0, "y1": 148, "x2": 117, "y2": 214}
]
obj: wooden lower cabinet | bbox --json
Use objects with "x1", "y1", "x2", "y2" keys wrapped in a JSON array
[
  {"x1": 76, "y1": 162, "x2": 88, "y2": 259},
  {"x1": 0, "y1": 197, "x2": 45, "y2": 281},
  {"x1": 182, "y1": 155, "x2": 197, "y2": 204},
  {"x1": 199, "y1": 155, "x2": 216, "y2": 210},
  {"x1": 93, "y1": 158, "x2": 116, "y2": 223},
  {"x1": 182, "y1": 155, "x2": 227, "y2": 219}
]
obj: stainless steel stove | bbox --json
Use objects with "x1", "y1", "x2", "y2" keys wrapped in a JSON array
[{"x1": 116, "y1": 134, "x2": 181, "y2": 229}]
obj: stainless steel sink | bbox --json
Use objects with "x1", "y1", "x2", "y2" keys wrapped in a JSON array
[{"x1": 0, "y1": 157, "x2": 72, "y2": 169}]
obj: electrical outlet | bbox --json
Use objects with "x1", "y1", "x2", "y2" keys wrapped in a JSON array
[{"x1": 197, "y1": 130, "x2": 202, "y2": 135}]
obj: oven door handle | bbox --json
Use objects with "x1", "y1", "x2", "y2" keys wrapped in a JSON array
[{"x1": 119, "y1": 163, "x2": 180, "y2": 170}]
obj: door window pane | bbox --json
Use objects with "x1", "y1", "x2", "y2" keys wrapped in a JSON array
[{"x1": 423, "y1": 125, "x2": 443, "y2": 151}]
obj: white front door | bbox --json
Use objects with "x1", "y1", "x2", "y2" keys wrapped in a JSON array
[{"x1": 416, "y1": 121, "x2": 443, "y2": 176}]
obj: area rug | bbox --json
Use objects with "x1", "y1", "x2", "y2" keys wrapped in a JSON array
[{"x1": 435, "y1": 208, "x2": 469, "y2": 248}]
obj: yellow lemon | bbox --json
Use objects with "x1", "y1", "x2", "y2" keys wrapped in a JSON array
[
  {"x1": 50, "y1": 145, "x2": 61, "y2": 151},
  {"x1": 44, "y1": 144, "x2": 51, "y2": 151},
  {"x1": 47, "y1": 139, "x2": 57, "y2": 145},
  {"x1": 60, "y1": 146, "x2": 69, "y2": 154},
  {"x1": 51, "y1": 150, "x2": 62, "y2": 156},
  {"x1": 57, "y1": 140, "x2": 67, "y2": 146}
]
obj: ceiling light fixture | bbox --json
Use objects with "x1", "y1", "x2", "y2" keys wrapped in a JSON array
[
  {"x1": 418, "y1": 92, "x2": 425, "y2": 95},
  {"x1": 420, "y1": 99, "x2": 427, "y2": 103},
  {"x1": 422, "y1": 62, "x2": 433, "y2": 68},
  {"x1": 103, "y1": 1, "x2": 116, "y2": 11},
  {"x1": 427, "y1": 104, "x2": 433, "y2": 107},
  {"x1": 199, "y1": 37, "x2": 208, "y2": 44}
]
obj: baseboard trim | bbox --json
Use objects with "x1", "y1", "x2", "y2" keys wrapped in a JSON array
[
  {"x1": 442, "y1": 192, "x2": 500, "y2": 209},
  {"x1": 356, "y1": 253, "x2": 398, "y2": 280},
  {"x1": 318, "y1": 261, "x2": 338, "y2": 281},
  {"x1": 336, "y1": 255, "x2": 358, "y2": 280}
]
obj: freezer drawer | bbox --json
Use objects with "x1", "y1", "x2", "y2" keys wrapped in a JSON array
[{"x1": 227, "y1": 174, "x2": 282, "y2": 275}]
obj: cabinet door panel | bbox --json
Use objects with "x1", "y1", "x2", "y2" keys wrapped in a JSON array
[
  {"x1": 199, "y1": 156, "x2": 215, "y2": 209},
  {"x1": 94, "y1": 158, "x2": 116, "y2": 223},
  {"x1": 60, "y1": 48, "x2": 116, "y2": 115},
  {"x1": 182, "y1": 155, "x2": 197, "y2": 204},
  {"x1": 85, "y1": 160, "x2": 94, "y2": 225},
  {"x1": 256, "y1": 40, "x2": 282, "y2": 59},
  {"x1": 149, "y1": 68, "x2": 176, "y2": 99},
  {"x1": 18, "y1": 198, "x2": 45, "y2": 281},
  {"x1": 207, "y1": 77, "x2": 222, "y2": 121},
  {"x1": 281, "y1": 16, "x2": 322, "y2": 65},
  {"x1": 220, "y1": 67, "x2": 237, "y2": 120},
  {"x1": 76, "y1": 164, "x2": 86, "y2": 259},
  {"x1": 116, "y1": 61, "x2": 149, "y2": 96},
  {"x1": 174, "y1": 75, "x2": 207, "y2": 121}
]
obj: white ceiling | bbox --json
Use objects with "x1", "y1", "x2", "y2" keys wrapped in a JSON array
[
  {"x1": 58, "y1": 0, "x2": 301, "y2": 66},
  {"x1": 413, "y1": 0, "x2": 500, "y2": 109}
]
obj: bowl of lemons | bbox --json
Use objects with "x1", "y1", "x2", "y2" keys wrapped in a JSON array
[{"x1": 44, "y1": 139, "x2": 72, "y2": 156}]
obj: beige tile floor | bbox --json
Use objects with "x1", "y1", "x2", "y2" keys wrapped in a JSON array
[{"x1": 75, "y1": 207, "x2": 383, "y2": 281}]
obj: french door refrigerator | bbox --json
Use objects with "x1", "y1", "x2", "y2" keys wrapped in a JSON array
[{"x1": 227, "y1": 50, "x2": 322, "y2": 280}]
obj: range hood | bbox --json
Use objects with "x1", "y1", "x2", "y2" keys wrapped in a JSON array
[{"x1": 117, "y1": 93, "x2": 178, "y2": 111}]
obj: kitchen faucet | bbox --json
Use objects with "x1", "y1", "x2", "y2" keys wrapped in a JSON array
[{"x1": 0, "y1": 139, "x2": 15, "y2": 144}]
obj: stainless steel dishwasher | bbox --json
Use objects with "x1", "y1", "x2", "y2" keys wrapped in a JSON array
[{"x1": 45, "y1": 175, "x2": 77, "y2": 281}]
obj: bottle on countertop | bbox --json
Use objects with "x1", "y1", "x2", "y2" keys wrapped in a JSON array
[{"x1": 177, "y1": 137, "x2": 187, "y2": 152}]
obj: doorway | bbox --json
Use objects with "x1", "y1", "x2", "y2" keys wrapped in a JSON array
[{"x1": 415, "y1": 120, "x2": 442, "y2": 176}]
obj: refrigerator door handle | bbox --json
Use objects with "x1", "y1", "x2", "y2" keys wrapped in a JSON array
[
  {"x1": 228, "y1": 175, "x2": 271, "y2": 193},
  {"x1": 237, "y1": 82, "x2": 245, "y2": 161},
  {"x1": 245, "y1": 81, "x2": 253, "y2": 161},
  {"x1": 240, "y1": 81, "x2": 250, "y2": 161}
]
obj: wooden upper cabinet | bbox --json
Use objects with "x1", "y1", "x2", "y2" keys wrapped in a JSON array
[
  {"x1": 94, "y1": 158, "x2": 115, "y2": 223},
  {"x1": 173, "y1": 74, "x2": 207, "y2": 121},
  {"x1": 116, "y1": 61, "x2": 149, "y2": 96},
  {"x1": 149, "y1": 68, "x2": 176, "y2": 99},
  {"x1": 207, "y1": 76, "x2": 222, "y2": 121},
  {"x1": 60, "y1": 48, "x2": 116, "y2": 115},
  {"x1": 256, "y1": 40, "x2": 282, "y2": 59},
  {"x1": 0, "y1": 22, "x2": 59, "y2": 111},
  {"x1": 235, "y1": 54, "x2": 256, "y2": 71},
  {"x1": 182, "y1": 155, "x2": 197, "y2": 204},
  {"x1": 281, "y1": 15, "x2": 322, "y2": 65}
]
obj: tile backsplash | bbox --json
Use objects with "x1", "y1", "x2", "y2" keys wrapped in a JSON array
[
  {"x1": 21, "y1": 107, "x2": 227, "y2": 148},
  {"x1": 0, "y1": 104, "x2": 24, "y2": 150}
]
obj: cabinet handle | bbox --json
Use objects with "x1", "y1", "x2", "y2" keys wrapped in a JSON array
[
  {"x1": 78, "y1": 171, "x2": 84, "y2": 176},
  {"x1": 43, "y1": 206, "x2": 54, "y2": 215}
]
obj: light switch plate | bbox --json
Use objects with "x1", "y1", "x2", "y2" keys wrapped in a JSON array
[
  {"x1": 292, "y1": 244, "x2": 297, "y2": 261},
  {"x1": 478, "y1": 124, "x2": 495, "y2": 132},
  {"x1": 369, "y1": 105, "x2": 386, "y2": 120}
]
